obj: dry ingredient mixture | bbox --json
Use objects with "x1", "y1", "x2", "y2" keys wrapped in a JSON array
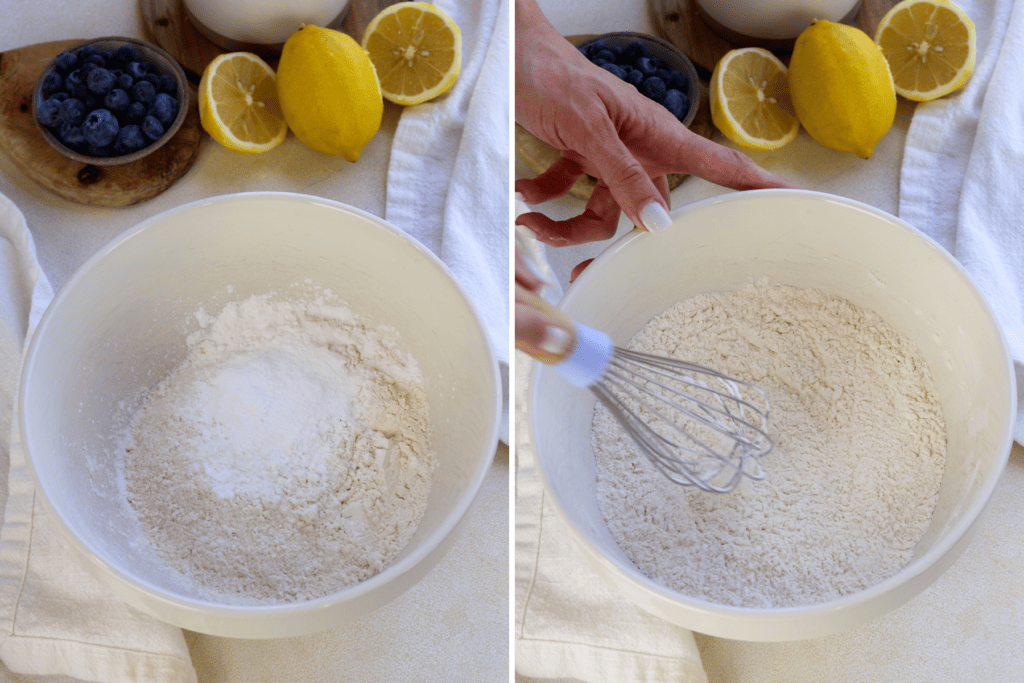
[
  {"x1": 119, "y1": 291, "x2": 434, "y2": 604},
  {"x1": 593, "y1": 283, "x2": 946, "y2": 608}
]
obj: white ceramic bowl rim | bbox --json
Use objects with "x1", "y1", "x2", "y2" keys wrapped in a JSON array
[
  {"x1": 20, "y1": 191, "x2": 502, "y2": 618},
  {"x1": 528, "y1": 188, "x2": 1016, "y2": 622}
]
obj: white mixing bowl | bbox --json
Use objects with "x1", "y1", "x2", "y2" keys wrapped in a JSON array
[
  {"x1": 20, "y1": 192, "x2": 502, "y2": 638},
  {"x1": 528, "y1": 189, "x2": 1016, "y2": 641}
]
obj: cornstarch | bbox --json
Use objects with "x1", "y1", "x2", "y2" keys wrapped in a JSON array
[
  {"x1": 120, "y1": 292, "x2": 433, "y2": 604},
  {"x1": 593, "y1": 284, "x2": 946, "y2": 608}
]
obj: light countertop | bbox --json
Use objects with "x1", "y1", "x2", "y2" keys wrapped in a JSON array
[
  {"x1": 516, "y1": 0, "x2": 1024, "y2": 681},
  {"x1": 0, "y1": 3, "x2": 509, "y2": 682}
]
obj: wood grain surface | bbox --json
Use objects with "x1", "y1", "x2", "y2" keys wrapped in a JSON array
[
  {"x1": 140, "y1": 0, "x2": 401, "y2": 80},
  {"x1": 650, "y1": 0, "x2": 898, "y2": 75},
  {"x1": 515, "y1": 35, "x2": 715, "y2": 201},
  {"x1": 0, "y1": 39, "x2": 202, "y2": 207}
]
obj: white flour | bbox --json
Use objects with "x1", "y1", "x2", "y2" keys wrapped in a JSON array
[
  {"x1": 593, "y1": 284, "x2": 946, "y2": 608},
  {"x1": 120, "y1": 291, "x2": 434, "y2": 604}
]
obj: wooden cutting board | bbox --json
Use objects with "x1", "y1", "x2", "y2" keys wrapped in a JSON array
[
  {"x1": 140, "y1": 0, "x2": 400, "y2": 80},
  {"x1": 650, "y1": 0, "x2": 898, "y2": 75},
  {"x1": 0, "y1": 39, "x2": 202, "y2": 207}
]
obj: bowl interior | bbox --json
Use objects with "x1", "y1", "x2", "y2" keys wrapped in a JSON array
[
  {"x1": 33, "y1": 37, "x2": 189, "y2": 166},
  {"x1": 529, "y1": 189, "x2": 1015, "y2": 639},
  {"x1": 20, "y1": 193, "x2": 500, "y2": 635},
  {"x1": 576, "y1": 32, "x2": 700, "y2": 129}
]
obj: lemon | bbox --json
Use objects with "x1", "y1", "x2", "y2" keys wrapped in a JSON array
[
  {"x1": 198, "y1": 52, "x2": 287, "y2": 154},
  {"x1": 362, "y1": 2, "x2": 462, "y2": 106},
  {"x1": 788, "y1": 20, "x2": 896, "y2": 159},
  {"x1": 277, "y1": 25, "x2": 383, "y2": 161},
  {"x1": 875, "y1": 0, "x2": 975, "y2": 101},
  {"x1": 710, "y1": 48, "x2": 800, "y2": 151}
]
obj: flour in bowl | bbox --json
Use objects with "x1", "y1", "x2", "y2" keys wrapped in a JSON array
[
  {"x1": 119, "y1": 291, "x2": 434, "y2": 604},
  {"x1": 593, "y1": 283, "x2": 946, "y2": 608}
]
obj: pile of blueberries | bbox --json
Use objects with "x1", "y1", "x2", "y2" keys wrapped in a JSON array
[
  {"x1": 35, "y1": 43, "x2": 180, "y2": 159},
  {"x1": 580, "y1": 39, "x2": 693, "y2": 122}
]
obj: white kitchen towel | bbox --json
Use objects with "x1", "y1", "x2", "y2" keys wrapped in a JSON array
[
  {"x1": 0, "y1": 192, "x2": 197, "y2": 682},
  {"x1": 514, "y1": 357, "x2": 708, "y2": 683},
  {"x1": 385, "y1": 0, "x2": 511, "y2": 443},
  {"x1": 899, "y1": 0, "x2": 1024, "y2": 443}
]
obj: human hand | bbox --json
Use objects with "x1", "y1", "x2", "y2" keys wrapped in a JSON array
[
  {"x1": 514, "y1": 0, "x2": 799, "y2": 249},
  {"x1": 515, "y1": 249, "x2": 575, "y2": 362}
]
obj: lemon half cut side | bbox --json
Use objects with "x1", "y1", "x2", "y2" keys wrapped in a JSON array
[
  {"x1": 362, "y1": 2, "x2": 462, "y2": 106},
  {"x1": 710, "y1": 47, "x2": 800, "y2": 151},
  {"x1": 198, "y1": 52, "x2": 288, "y2": 154},
  {"x1": 875, "y1": 0, "x2": 976, "y2": 101}
]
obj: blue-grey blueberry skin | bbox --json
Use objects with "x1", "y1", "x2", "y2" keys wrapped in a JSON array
[{"x1": 82, "y1": 108, "x2": 120, "y2": 148}]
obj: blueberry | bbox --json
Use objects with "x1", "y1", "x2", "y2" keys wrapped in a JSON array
[
  {"x1": 50, "y1": 92, "x2": 70, "y2": 102},
  {"x1": 116, "y1": 72, "x2": 134, "y2": 90},
  {"x1": 78, "y1": 45, "x2": 99, "y2": 60},
  {"x1": 80, "y1": 62, "x2": 98, "y2": 77},
  {"x1": 655, "y1": 69, "x2": 673, "y2": 83},
  {"x1": 126, "y1": 61, "x2": 150, "y2": 80},
  {"x1": 83, "y1": 53, "x2": 106, "y2": 68},
  {"x1": 54, "y1": 51, "x2": 78, "y2": 72},
  {"x1": 158, "y1": 74, "x2": 177, "y2": 95},
  {"x1": 666, "y1": 69, "x2": 690, "y2": 92},
  {"x1": 87, "y1": 67, "x2": 115, "y2": 94},
  {"x1": 58, "y1": 98, "x2": 86, "y2": 126},
  {"x1": 591, "y1": 58, "x2": 609, "y2": 68},
  {"x1": 620, "y1": 40, "x2": 649, "y2": 63},
  {"x1": 141, "y1": 114, "x2": 164, "y2": 141},
  {"x1": 36, "y1": 98, "x2": 62, "y2": 127},
  {"x1": 641, "y1": 76, "x2": 667, "y2": 101},
  {"x1": 600, "y1": 63, "x2": 626, "y2": 79},
  {"x1": 132, "y1": 80, "x2": 156, "y2": 104},
  {"x1": 635, "y1": 57, "x2": 658, "y2": 76},
  {"x1": 661, "y1": 89, "x2": 689, "y2": 120},
  {"x1": 58, "y1": 122, "x2": 85, "y2": 147},
  {"x1": 41, "y1": 71, "x2": 62, "y2": 95},
  {"x1": 147, "y1": 92, "x2": 178, "y2": 126},
  {"x1": 114, "y1": 45, "x2": 140, "y2": 65},
  {"x1": 82, "y1": 108, "x2": 119, "y2": 147},
  {"x1": 593, "y1": 49, "x2": 616, "y2": 64},
  {"x1": 625, "y1": 68, "x2": 645, "y2": 88},
  {"x1": 113, "y1": 124, "x2": 146, "y2": 155},
  {"x1": 64, "y1": 69, "x2": 88, "y2": 97},
  {"x1": 104, "y1": 88, "x2": 130, "y2": 112},
  {"x1": 124, "y1": 101, "x2": 147, "y2": 122},
  {"x1": 585, "y1": 40, "x2": 608, "y2": 57}
]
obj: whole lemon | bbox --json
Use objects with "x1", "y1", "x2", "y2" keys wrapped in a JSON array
[
  {"x1": 277, "y1": 25, "x2": 383, "y2": 161},
  {"x1": 788, "y1": 20, "x2": 896, "y2": 159}
]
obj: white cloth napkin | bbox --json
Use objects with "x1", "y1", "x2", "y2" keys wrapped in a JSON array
[
  {"x1": 899, "y1": 0, "x2": 1024, "y2": 443},
  {"x1": 0, "y1": 191, "x2": 198, "y2": 682},
  {"x1": 386, "y1": 0, "x2": 511, "y2": 443}
]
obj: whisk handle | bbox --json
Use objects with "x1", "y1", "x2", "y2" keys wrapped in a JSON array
[{"x1": 515, "y1": 284, "x2": 612, "y2": 387}]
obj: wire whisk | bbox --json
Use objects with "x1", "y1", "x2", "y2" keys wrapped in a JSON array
[
  {"x1": 517, "y1": 284, "x2": 774, "y2": 493},
  {"x1": 592, "y1": 345, "x2": 772, "y2": 492}
]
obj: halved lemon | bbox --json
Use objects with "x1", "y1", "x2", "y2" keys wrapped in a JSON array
[
  {"x1": 875, "y1": 0, "x2": 976, "y2": 101},
  {"x1": 361, "y1": 2, "x2": 462, "y2": 106},
  {"x1": 198, "y1": 52, "x2": 288, "y2": 153},
  {"x1": 709, "y1": 47, "x2": 800, "y2": 151}
]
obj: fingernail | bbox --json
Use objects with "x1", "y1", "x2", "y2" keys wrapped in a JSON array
[
  {"x1": 538, "y1": 325, "x2": 573, "y2": 356},
  {"x1": 638, "y1": 201, "x2": 671, "y2": 234},
  {"x1": 515, "y1": 192, "x2": 528, "y2": 204}
]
